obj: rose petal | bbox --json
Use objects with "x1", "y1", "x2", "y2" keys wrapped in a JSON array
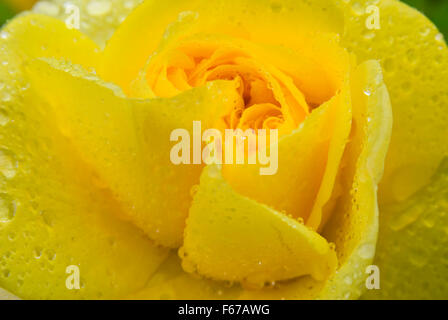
[
  {"x1": 0, "y1": 15, "x2": 168, "y2": 299},
  {"x1": 222, "y1": 78, "x2": 352, "y2": 230},
  {"x1": 129, "y1": 60, "x2": 391, "y2": 300},
  {"x1": 2, "y1": 13, "x2": 99, "y2": 69},
  {"x1": 182, "y1": 165, "x2": 338, "y2": 286}
]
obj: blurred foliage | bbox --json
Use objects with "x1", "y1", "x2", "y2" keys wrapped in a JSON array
[{"x1": 0, "y1": 0, "x2": 447, "y2": 36}]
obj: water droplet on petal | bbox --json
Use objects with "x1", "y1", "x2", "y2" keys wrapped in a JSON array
[
  {"x1": 33, "y1": 247, "x2": 43, "y2": 259},
  {"x1": 2, "y1": 92, "x2": 11, "y2": 102},
  {"x1": 124, "y1": 0, "x2": 134, "y2": 9},
  {"x1": 358, "y1": 243, "x2": 374, "y2": 259},
  {"x1": 0, "y1": 109, "x2": 10, "y2": 126},
  {"x1": 2, "y1": 269, "x2": 11, "y2": 278}
]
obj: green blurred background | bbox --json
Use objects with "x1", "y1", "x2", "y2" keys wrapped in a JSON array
[{"x1": 0, "y1": 0, "x2": 447, "y2": 36}]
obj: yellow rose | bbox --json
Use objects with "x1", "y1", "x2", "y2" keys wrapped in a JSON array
[{"x1": 0, "y1": 0, "x2": 446, "y2": 300}]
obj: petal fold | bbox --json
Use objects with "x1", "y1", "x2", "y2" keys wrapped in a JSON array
[
  {"x1": 341, "y1": 0, "x2": 448, "y2": 204},
  {"x1": 24, "y1": 57, "x2": 239, "y2": 247}
]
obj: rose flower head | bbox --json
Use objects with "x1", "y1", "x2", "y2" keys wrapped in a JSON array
[{"x1": 0, "y1": 0, "x2": 447, "y2": 300}]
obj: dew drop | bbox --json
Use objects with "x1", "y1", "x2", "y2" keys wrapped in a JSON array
[
  {"x1": 402, "y1": 81, "x2": 411, "y2": 93},
  {"x1": 422, "y1": 215, "x2": 436, "y2": 229},
  {"x1": 124, "y1": 0, "x2": 134, "y2": 9},
  {"x1": 0, "y1": 31, "x2": 9, "y2": 40},
  {"x1": 87, "y1": 1, "x2": 112, "y2": 16},
  {"x1": 435, "y1": 33, "x2": 444, "y2": 43},
  {"x1": 351, "y1": 2, "x2": 364, "y2": 15},
  {"x1": 431, "y1": 95, "x2": 440, "y2": 104},
  {"x1": 358, "y1": 243, "x2": 374, "y2": 259},
  {"x1": 363, "y1": 31, "x2": 375, "y2": 40},
  {"x1": 46, "y1": 249, "x2": 56, "y2": 261},
  {"x1": 40, "y1": 210, "x2": 54, "y2": 227},
  {"x1": 0, "y1": 149, "x2": 17, "y2": 179},
  {"x1": 0, "y1": 109, "x2": 10, "y2": 126},
  {"x1": 419, "y1": 27, "x2": 430, "y2": 37},
  {"x1": 33, "y1": 1, "x2": 60, "y2": 16},
  {"x1": 2, "y1": 269, "x2": 10, "y2": 278},
  {"x1": 409, "y1": 250, "x2": 428, "y2": 268},
  {"x1": 0, "y1": 193, "x2": 16, "y2": 222},
  {"x1": 2, "y1": 92, "x2": 12, "y2": 102},
  {"x1": 406, "y1": 49, "x2": 416, "y2": 63},
  {"x1": 382, "y1": 58, "x2": 395, "y2": 73},
  {"x1": 33, "y1": 247, "x2": 43, "y2": 259}
]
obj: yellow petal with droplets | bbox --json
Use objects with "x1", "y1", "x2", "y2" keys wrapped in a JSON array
[
  {"x1": 182, "y1": 165, "x2": 338, "y2": 287},
  {"x1": 222, "y1": 77, "x2": 352, "y2": 230},
  {"x1": 2, "y1": 13, "x2": 99, "y2": 70},
  {"x1": 25, "y1": 57, "x2": 240, "y2": 247}
]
